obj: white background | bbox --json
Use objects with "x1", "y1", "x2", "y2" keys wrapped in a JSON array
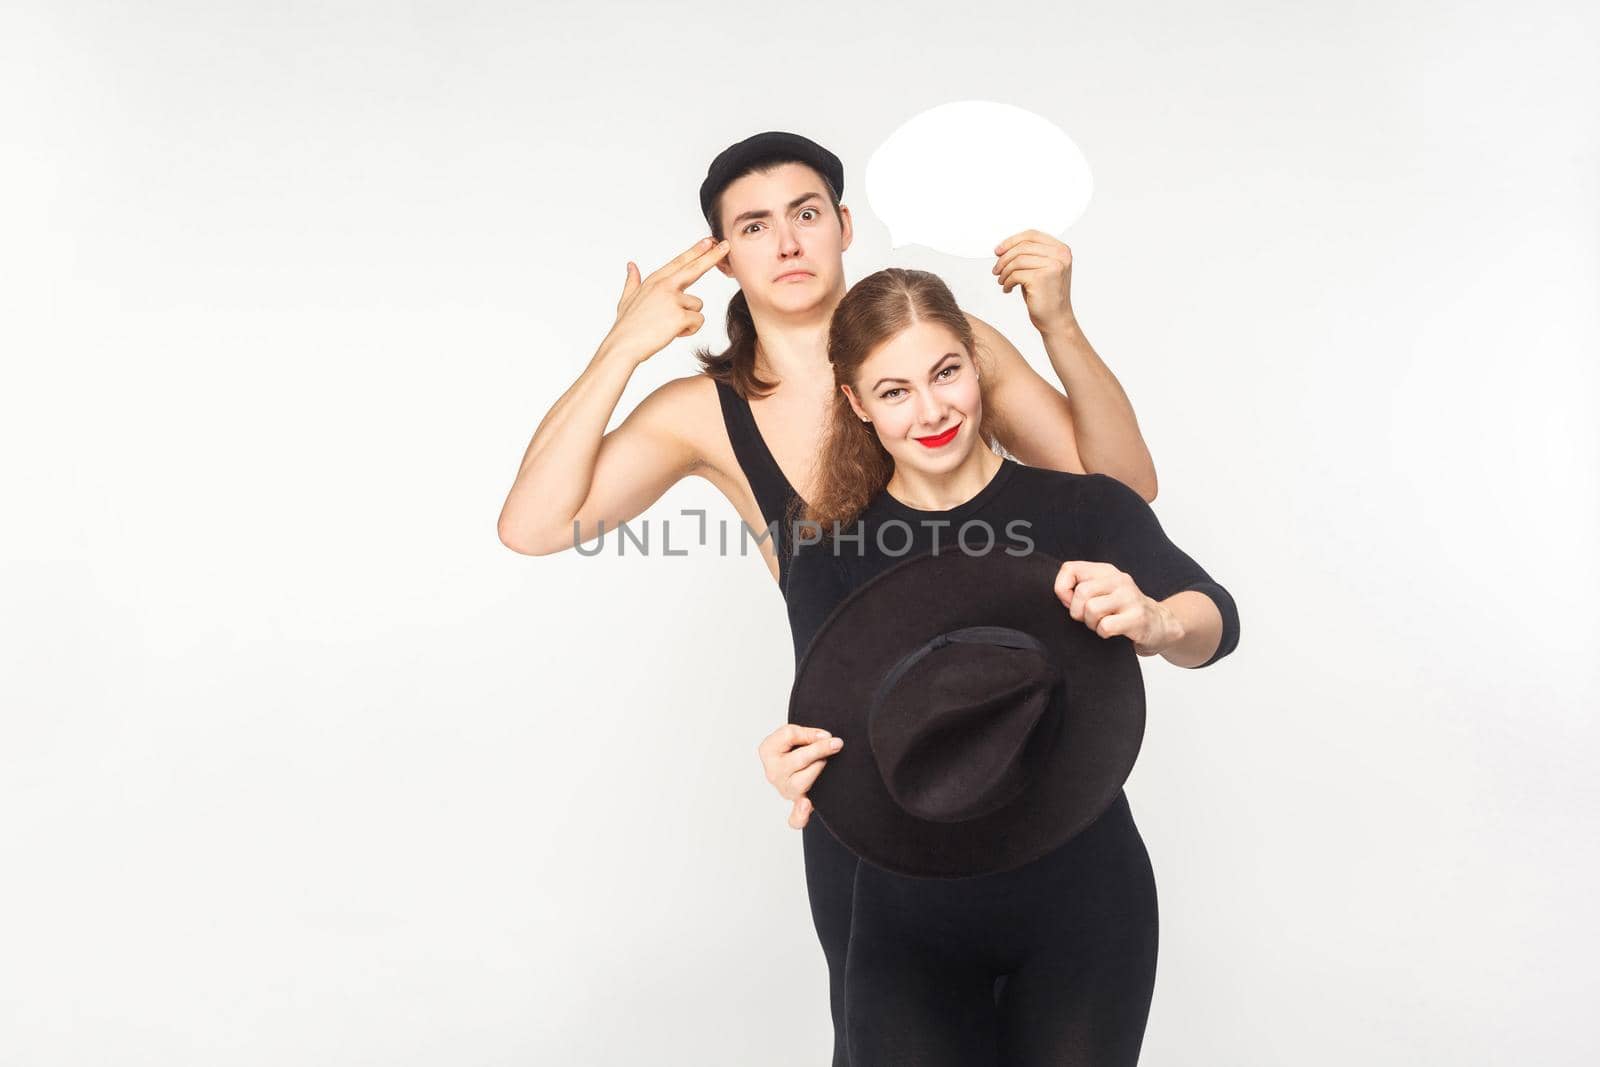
[{"x1": 3, "y1": 2, "x2": 1596, "y2": 1064}]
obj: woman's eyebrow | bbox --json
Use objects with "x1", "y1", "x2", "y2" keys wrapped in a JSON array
[{"x1": 872, "y1": 353, "x2": 960, "y2": 391}]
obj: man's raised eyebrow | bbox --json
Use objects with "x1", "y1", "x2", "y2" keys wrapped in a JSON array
[
  {"x1": 871, "y1": 352, "x2": 961, "y2": 392},
  {"x1": 729, "y1": 191, "x2": 826, "y2": 227}
]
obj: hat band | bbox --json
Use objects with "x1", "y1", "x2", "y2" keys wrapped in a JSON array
[{"x1": 867, "y1": 626, "x2": 1049, "y2": 717}]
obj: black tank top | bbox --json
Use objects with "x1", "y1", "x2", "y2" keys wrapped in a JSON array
[{"x1": 714, "y1": 379, "x2": 802, "y2": 594}]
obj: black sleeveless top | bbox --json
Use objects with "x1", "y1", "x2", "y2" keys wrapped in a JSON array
[{"x1": 714, "y1": 379, "x2": 802, "y2": 594}]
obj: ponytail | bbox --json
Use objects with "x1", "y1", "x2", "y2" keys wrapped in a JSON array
[{"x1": 694, "y1": 289, "x2": 779, "y2": 400}]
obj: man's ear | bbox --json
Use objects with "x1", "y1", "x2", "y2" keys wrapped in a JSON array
[
  {"x1": 838, "y1": 203, "x2": 854, "y2": 253},
  {"x1": 715, "y1": 256, "x2": 733, "y2": 278}
]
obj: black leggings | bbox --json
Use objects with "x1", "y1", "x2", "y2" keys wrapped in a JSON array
[{"x1": 802, "y1": 790, "x2": 1158, "y2": 1066}]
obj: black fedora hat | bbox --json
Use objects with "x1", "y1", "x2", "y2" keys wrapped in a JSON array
[{"x1": 788, "y1": 550, "x2": 1145, "y2": 879}]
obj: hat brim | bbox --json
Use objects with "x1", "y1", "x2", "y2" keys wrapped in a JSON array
[{"x1": 788, "y1": 550, "x2": 1145, "y2": 878}]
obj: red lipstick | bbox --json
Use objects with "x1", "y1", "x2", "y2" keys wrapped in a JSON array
[{"x1": 914, "y1": 423, "x2": 961, "y2": 449}]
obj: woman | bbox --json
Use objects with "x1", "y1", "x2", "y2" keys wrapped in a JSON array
[
  {"x1": 502, "y1": 133, "x2": 1164, "y2": 1067},
  {"x1": 766, "y1": 268, "x2": 1240, "y2": 1064}
]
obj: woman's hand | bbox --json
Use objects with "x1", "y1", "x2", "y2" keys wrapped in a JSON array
[
  {"x1": 605, "y1": 237, "x2": 730, "y2": 364},
  {"x1": 992, "y1": 229, "x2": 1076, "y2": 334},
  {"x1": 1053, "y1": 561, "x2": 1184, "y2": 656},
  {"x1": 757, "y1": 723, "x2": 844, "y2": 829}
]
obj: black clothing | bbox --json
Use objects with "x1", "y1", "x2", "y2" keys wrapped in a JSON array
[
  {"x1": 784, "y1": 457, "x2": 1239, "y2": 1065},
  {"x1": 715, "y1": 379, "x2": 854, "y2": 1062},
  {"x1": 846, "y1": 791, "x2": 1159, "y2": 1066},
  {"x1": 714, "y1": 378, "x2": 854, "y2": 1063},
  {"x1": 712, "y1": 376, "x2": 1241, "y2": 1066},
  {"x1": 785, "y1": 457, "x2": 1239, "y2": 667},
  {"x1": 714, "y1": 380, "x2": 801, "y2": 591}
]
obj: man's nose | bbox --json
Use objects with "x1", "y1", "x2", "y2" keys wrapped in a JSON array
[{"x1": 776, "y1": 221, "x2": 803, "y2": 257}]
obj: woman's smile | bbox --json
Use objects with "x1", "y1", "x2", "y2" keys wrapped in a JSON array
[{"x1": 914, "y1": 422, "x2": 962, "y2": 449}]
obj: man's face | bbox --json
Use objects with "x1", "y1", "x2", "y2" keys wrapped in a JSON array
[
  {"x1": 714, "y1": 161, "x2": 853, "y2": 315},
  {"x1": 842, "y1": 320, "x2": 984, "y2": 479}
]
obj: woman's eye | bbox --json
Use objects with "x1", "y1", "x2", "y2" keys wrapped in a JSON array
[
  {"x1": 937, "y1": 365, "x2": 958, "y2": 381},
  {"x1": 881, "y1": 388, "x2": 905, "y2": 400}
]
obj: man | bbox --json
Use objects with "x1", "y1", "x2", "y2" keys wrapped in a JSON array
[
  {"x1": 499, "y1": 131, "x2": 1165, "y2": 1066},
  {"x1": 497, "y1": 131, "x2": 1157, "y2": 578}
]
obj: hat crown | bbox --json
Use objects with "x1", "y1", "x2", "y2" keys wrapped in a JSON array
[{"x1": 868, "y1": 627, "x2": 1063, "y2": 824}]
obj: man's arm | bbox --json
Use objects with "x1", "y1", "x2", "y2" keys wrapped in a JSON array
[
  {"x1": 498, "y1": 238, "x2": 728, "y2": 556},
  {"x1": 970, "y1": 311, "x2": 1159, "y2": 502},
  {"x1": 497, "y1": 341, "x2": 703, "y2": 556}
]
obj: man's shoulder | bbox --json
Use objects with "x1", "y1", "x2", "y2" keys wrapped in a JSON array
[
  {"x1": 630, "y1": 371, "x2": 732, "y2": 474},
  {"x1": 630, "y1": 372, "x2": 722, "y2": 428},
  {"x1": 644, "y1": 370, "x2": 720, "y2": 404},
  {"x1": 961, "y1": 310, "x2": 1015, "y2": 351},
  {"x1": 962, "y1": 308, "x2": 993, "y2": 331}
]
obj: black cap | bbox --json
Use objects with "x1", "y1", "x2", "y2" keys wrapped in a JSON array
[{"x1": 698, "y1": 131, "x2": 845, "y2": 227}]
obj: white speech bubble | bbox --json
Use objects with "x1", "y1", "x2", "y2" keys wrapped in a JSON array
[{"x1": 865, "y1": 101, "x2": 1093, "y2": 259}]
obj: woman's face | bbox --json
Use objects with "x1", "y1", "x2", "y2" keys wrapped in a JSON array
[{"x1": 843, "y1": 319, "x2": 983, "y2": 478}]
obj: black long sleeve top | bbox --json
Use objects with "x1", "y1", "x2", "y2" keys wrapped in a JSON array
[{"x1": 784, "y1": 458, "x2": 1240, "y2": 669}]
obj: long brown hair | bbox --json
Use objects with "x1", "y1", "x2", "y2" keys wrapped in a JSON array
[
  {"x1": 802, "y1": 268, "x2": 999, "y2": 535},
  {"x1": 692, "y1": 161, "x2": 844, "y2": 400}
]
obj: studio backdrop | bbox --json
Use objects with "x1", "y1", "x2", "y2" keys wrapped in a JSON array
[{"x1": 2, "y1": 2, "x2": 1596, "y2": 1065}]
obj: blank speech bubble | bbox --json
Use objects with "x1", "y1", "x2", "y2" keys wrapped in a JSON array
[{"x1": 865, "y1": 101, "x2": 1093, "y2": 259}]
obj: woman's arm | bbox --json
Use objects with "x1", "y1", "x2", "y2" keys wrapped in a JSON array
[
  {"x1": 1072, "y1": 474, "x2": 1241, "y2": 669},
  {"x1": 1141, "y1": 589, "x2": 1225, "y2": 668}
]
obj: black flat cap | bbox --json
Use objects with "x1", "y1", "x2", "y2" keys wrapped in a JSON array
[{"x1": 698, "y1": 131, "x2": 844, "y2": 225}]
